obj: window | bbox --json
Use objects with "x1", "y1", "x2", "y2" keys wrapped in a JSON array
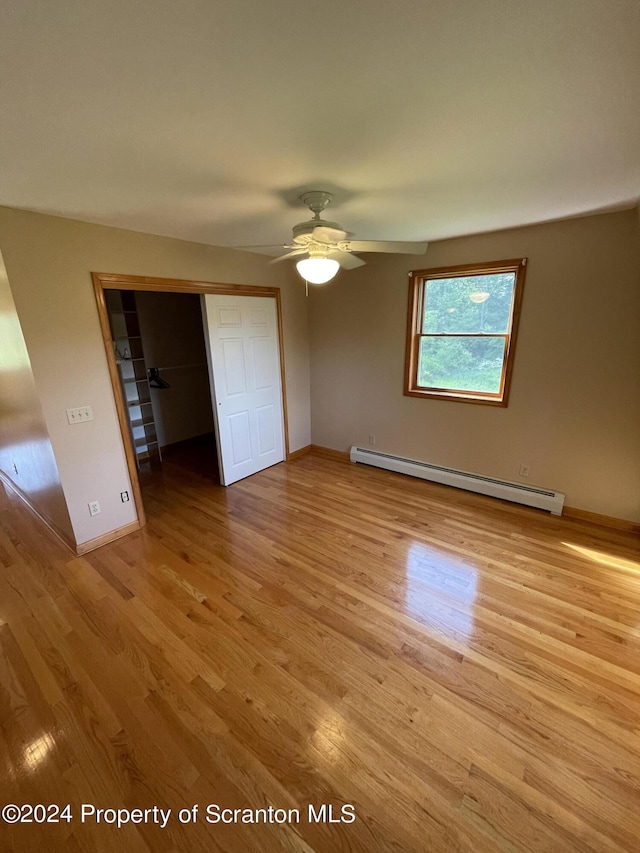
[{"x1": 404, "y1": 258, "x2": 526, "y2": 405}]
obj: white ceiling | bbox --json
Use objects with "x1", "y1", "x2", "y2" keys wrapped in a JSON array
[{"x1": 1, "y1": 0, "x2": 639, "y2": 251}]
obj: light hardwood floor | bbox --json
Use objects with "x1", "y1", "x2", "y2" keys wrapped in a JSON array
[{"x1": 1, "y1": 449, "x2": 640, "y2": 852}]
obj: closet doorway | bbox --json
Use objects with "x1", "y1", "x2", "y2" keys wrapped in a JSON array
[{"x1": 93, "y1": 273, "x2": 289, "y2": 527}]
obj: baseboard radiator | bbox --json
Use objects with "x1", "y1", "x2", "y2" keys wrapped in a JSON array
[{"x1": 349, "y1": 447, "x2": 565, "y2": 515}]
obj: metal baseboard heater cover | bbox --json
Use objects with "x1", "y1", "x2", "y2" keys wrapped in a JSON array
[{"x1": 349, "y1": 447, "x2": 565, "y2": 515}]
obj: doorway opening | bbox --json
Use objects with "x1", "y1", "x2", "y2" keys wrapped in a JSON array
[
  {"x1": 104, "y1": 287, "x2": 220, "y2": 492},
  {"x1": 93, "y1": 272, "x2": 289, "y2": 528}
]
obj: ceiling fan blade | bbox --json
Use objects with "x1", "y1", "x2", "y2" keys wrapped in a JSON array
[
  {"x1": 346, "y1": 240, "x2": 428, "y2": 254},
  {"x1": 234, "y1": 244, "x2": 288, "y2": 250},
  {"x1": 312, "y1": 225, "x2": 348, "y2": 243},
  {"x1": 269, "y1": 248, "x2": 307, "y2": 264},
  {"x1": 329, "y1": 250, "x2": 366, "y2": 270}
]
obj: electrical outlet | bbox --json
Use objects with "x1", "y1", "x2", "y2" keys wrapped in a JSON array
[
  {"x1": 67, "y1": 406, "x2": 94, "y2": 425},
  {"x1": 88, "y1": 500, "x2": 101, "y2": 516},
  {"x1": 121, "y1": 491, "x2": 130, "y2": 502},
  {"x1": 368, "y1": 434, "x2": 376, "y2": 446},
  {"x1": 519, "y1": 464, "x2": 530, "y2": 477}
]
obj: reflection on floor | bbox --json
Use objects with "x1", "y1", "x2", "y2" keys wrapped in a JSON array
[{"x1": 1, "y1": 449, "x2": 640, "y2": 852}]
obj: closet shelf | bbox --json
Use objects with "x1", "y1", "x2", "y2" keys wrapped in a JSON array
[
  {"x1": 134, "y1": 436, "x2": 158, "y2": 449},
  {"x1": 107, "y1": 290, "x2": 161, "y2": 467},
  {"x1": 131, "y1": 416, "x2": 156, "y2": 428}
]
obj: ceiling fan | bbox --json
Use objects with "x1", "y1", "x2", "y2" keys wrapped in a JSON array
[{"x1": 242, "y1": 191, "x2": 428, "y2": 285}]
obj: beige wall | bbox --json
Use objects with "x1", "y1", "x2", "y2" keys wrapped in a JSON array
[
  {"x1": 0, "y1": 207, "x2": 310, "y2": 547},
  {"x1": 309, "y1": 208, "x2": 640, "y2": 522},
  {"x1": 0, "y1": 249, "x2": 74, "y2": 543}
]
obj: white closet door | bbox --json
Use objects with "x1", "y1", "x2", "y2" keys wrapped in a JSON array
[{"x1": 202, "y1": 294, "x2": 285, "y2": 485}]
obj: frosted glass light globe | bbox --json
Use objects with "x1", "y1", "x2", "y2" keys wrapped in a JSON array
[{"x1": 296, "y1": 257, "x2": 340, "y2": 285}]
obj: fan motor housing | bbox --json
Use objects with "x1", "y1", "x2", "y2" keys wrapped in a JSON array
[{"x1": 292, "y1": 219, "x2": 344, "y2": 243}]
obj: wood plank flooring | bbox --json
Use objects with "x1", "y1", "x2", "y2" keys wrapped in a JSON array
[{"x1": 1, "y1": 448, "x2": 640, "y2": 852}]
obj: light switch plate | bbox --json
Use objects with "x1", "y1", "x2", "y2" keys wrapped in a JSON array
[{"x1": 67, "y1": 406, "x2": 94, "y2": 424}]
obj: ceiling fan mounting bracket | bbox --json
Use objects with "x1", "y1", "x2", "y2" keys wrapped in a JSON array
[{"x1": 300, "y1": 190, "x2": 333, "y2": 218}]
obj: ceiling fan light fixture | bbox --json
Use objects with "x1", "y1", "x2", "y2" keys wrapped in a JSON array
[
  {"x1": 295, "y1": 257, "x2": 340, "y2": 285},
  {"x1": 253, "y1": 191, "x2": 427, "y2": 282}
]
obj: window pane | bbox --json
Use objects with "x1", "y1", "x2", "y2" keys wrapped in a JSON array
[
  {"x1": 422, "y1": 272, "x2": 515, "y2": 334},
  {"x1": 418, "y1": 336, "x2": 506, "y2": 394}
]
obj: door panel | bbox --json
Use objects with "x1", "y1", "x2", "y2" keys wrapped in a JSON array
[
  {"x1": 221, "y1": 338, "x2": 247, "y2": 395},
  {"x1": 217, "y1": 306, "x2": 241, "y2": 326},
  {"x1": 256, "y1": 404, "x2": 277, "y2": 454},
  {"x1": 228, "y1": 410, "x2": 252, "y2": 464},
  {"x1": 203, "y1": 294, "x2": 285, "y2": 485},
  {"x1": 252, "y1": 337, "x2": 273, "y2": 389}
]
